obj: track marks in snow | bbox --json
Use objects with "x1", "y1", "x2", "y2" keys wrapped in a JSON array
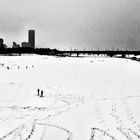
[
  {"x1": 25, "y1": 121, "x2": 36, "y2": 140},
  {"x1": 36, "y1": 122, "x2": 73, "y2": 140},
  {"x1": 111, "y1": 99, "x2": 140, "y2": 140},
  {"x1": 0, "y1": 93, "x2": 84, "y2": 140},
  {"x1": 91, "y1": 127, "x2": 117, "y2": 140},
  {"x1": 91, "y1": 98, "x2": 140, "y2": 140}
]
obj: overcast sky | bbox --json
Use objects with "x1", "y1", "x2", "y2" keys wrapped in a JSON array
[{"x1": 0, "y1": 0, "x2": 140, "y2": 50}]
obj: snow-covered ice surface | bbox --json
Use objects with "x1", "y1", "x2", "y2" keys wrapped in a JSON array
[{"x1": 0, "y1": 55, "x2": 140, "y2": 140}]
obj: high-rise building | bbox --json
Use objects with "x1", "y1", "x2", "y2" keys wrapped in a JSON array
[
  {"x1": 28, "y1": 30, "x2": 35, "y2": 49},
  {"x1": 0, "y1": 38, "x2": 4, "y2": 48}
]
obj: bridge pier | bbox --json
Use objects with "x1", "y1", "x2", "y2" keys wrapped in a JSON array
[{"x1": 77, "y1": 52, "x2": 79, "y2": 57}]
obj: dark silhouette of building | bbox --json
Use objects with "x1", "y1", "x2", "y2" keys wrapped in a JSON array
[
  {"x1": 12, "y1": 42, "x2": 20, "y2": 48},
  {"x1": 21, "y1": 30, "x2": 35, "y2": 49},
  {"x1": 3, "y1": 44, "x2": 7, "y2": 48},
  {"x1": 28, "y1": 30, "x2": 35, "y2": 49},
  {"x1": 0, "y1": 38, "x2": 4, "y2": 48},
  {"x1": 21, "y1": 42, "x2": 30, "y2": 48}
]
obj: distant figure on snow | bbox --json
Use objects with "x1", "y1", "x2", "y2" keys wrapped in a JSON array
[
  {"x1": 37, "y1": 89, "x2": 40, "y2": 96},
  {"x1": 26, "y1": 66, "x2": 28, "y2": 69},
  {"x1": 40, "y1": 90, "x2": 44, "y2": 97}
]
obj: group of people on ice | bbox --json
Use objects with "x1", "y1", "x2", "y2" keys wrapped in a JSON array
[
  {"x1": 18, "y1": 65, "x2": 34, "y2": 69},
  {"x1": 6, "y1": 65, "x2": 34, "y2": 70},
  {"x1": 37, "y1": 89, "x2": 44, "y2": 97}
]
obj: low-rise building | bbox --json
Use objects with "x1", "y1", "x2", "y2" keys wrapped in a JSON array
[
  {"x1": 21, "y1": 42, "x2": 31, "y2": 48},
  {"x1": 12, "y1": 42, "x2": 20, "y2": 48}
]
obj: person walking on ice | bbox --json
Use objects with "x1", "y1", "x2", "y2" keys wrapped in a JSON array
[
  {"x1": 40, "y1": 90, "x2": 44, "y2": 97},
  {"x1": 37, "y1": 89, "x2": 40, "y2": 96}
]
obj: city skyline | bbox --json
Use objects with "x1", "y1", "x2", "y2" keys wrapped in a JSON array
[
  {"x1": 21, "y1": 30, "x2": 35, "y2": 48},
  {"x1": 0, "y1": 0, "x2": 140, "y2": 50}
]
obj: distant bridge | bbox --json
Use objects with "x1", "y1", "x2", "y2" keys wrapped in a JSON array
[
  {"x1": 58, "y1": 51, "x2": 140, "y2": 57},
  {"x1": 0, "y1": 48, "x2": 140, "y2": 57}
]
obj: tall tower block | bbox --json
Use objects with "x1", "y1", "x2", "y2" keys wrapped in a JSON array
[{"x1": 28, "y1": 30, "x2": 35, "y2": 48}]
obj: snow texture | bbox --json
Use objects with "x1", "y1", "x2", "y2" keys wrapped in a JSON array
[{"x1": 0, "y1": 55, "x2": 140, "y2": 140}]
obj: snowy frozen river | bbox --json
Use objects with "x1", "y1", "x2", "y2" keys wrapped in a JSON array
[{"x1": 0, "y1": 55, "x2": 140, "y2": 140}]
